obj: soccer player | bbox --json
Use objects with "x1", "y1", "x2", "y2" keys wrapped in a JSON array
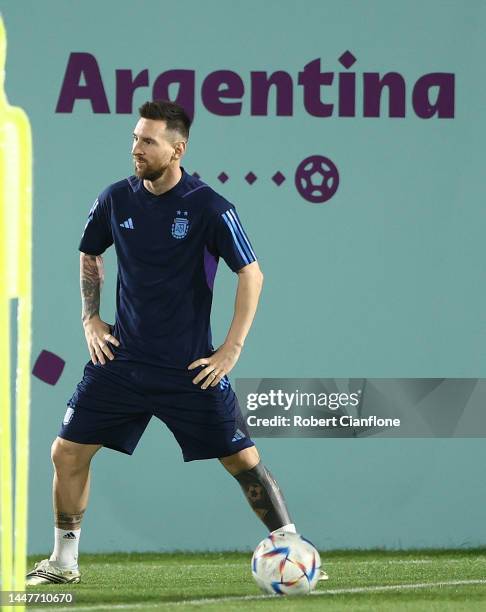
[{"x1": 26, "y1": 100, "x2": 327, "y2": 585}]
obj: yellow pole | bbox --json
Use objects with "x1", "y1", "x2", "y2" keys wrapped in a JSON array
[
  {"x1": 0, "y1": 15, "x2": 14, "y2": 603},
  {"x1": 12, "y1": 104, "x2": 33, "y2": 599},
  {"x1": 0, "y1": 13, "x2": 33, "y2": 612}
]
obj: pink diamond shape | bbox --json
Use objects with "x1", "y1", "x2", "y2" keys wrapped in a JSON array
[
  {"x1": 272, "y1": 171, "x2": 286, "y2": 186},
  {"x1": 32, "y1": 350, "x2": 66, "y2": 385},
  {"x1": 245, "y1": 172, "x2": 257, "y2": 185},
  {"x1": 218, "y1": 172, "x2": 229, "y2": 183}
]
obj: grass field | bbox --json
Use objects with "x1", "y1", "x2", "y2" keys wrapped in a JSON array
[{"x1": 26, "y1": 548, "x2": 486, "y2": 611}]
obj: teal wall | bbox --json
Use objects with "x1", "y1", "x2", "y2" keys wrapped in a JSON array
[{"x1": 2, "y1": 0, "x2": 486, "y2": 553}]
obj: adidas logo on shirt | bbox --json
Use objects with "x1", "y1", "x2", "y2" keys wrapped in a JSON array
[
  {"x1": 231, "y1": 429, "x2": 246, "y2": 442},
  {"x1": 120, "y1": 217, "x2": 134, "y2": 229},
  {"x1": 63, "y1": 532, "x2": 77, "y2": 540}
]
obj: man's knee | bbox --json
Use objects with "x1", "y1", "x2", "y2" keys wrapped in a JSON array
[
  {"x1": 51, "y1": 437, "x2": 101, "y2": 474},
  {"x1": 219, "y1": 445, "x2": 261, "y2": 475}
]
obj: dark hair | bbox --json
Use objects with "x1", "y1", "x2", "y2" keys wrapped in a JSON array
[{"x1": 138, "y1": 99, "x2": 191, "y2": 141}]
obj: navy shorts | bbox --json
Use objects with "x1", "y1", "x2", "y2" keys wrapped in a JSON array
[{"x1": 60, "y1": 359, "x2": 254, "y2": 462}]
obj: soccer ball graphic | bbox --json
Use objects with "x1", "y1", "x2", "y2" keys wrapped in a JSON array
[
  {"x1": 251, "y1": 531, "x2": 321, "y2": 595},
  {"x1": 294, "y1": 154, "x2": 339, "y2": 203}
]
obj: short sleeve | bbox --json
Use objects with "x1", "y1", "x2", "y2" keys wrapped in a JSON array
[
  {"x1": 207, "y1": 206, "x2": 257, "y2": 272},
  {"x1": 79, "y1": 194, "x2": 113, "y2": 255}
]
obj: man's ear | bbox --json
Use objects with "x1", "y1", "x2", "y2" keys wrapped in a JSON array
[{"x1": 175, "y1": 141, "x2": 186, "y2": 159}]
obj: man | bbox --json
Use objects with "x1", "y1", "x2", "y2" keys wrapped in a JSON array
[{"x1": 27, "y1": 99, "x2": 326, "y2": 585}]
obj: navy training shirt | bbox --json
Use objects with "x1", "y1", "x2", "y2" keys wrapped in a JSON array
[{"x1": 79, "y1": 166, "x2": 257, "y2": 370}]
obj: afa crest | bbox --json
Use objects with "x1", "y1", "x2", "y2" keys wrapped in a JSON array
[{"x1": 171, "y1": 210, "x2": 190, "y2": 239}]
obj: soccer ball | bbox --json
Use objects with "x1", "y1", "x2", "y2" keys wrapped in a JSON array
[{"x1": 251, "y1": 531, "x2": 321, "y2": 595}]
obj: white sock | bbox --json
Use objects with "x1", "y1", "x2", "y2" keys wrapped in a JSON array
[
  {"x1": 49, "y1": 527, "x2": 81, "y2": 569},
  {"x1": 271, "y1": 523, "x2": 297, "y2": 534}
]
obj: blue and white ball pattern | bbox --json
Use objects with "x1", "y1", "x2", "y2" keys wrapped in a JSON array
[{"x1": 251, "y1": 531, "x2": 321, "y2": 595}]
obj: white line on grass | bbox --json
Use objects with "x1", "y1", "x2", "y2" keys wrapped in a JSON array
[
  {"x1": 32, "y1": 579, "x2": 486, "y2": 611},
  {"x1": 93, "y1": 558, "x2": 440, "y2": 570}
]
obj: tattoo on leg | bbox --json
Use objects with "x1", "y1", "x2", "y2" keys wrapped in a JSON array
[
  {"x1": 233, "y1": 462, "x2": 292, "y2": 531},
  {"x1": 56, "y1": 509, "x2": 86, "y2": 530}
]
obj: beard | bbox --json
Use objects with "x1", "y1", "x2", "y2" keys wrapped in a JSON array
[{"x1": 134, "y1": 159, "x2": 170, "y2": 182}]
